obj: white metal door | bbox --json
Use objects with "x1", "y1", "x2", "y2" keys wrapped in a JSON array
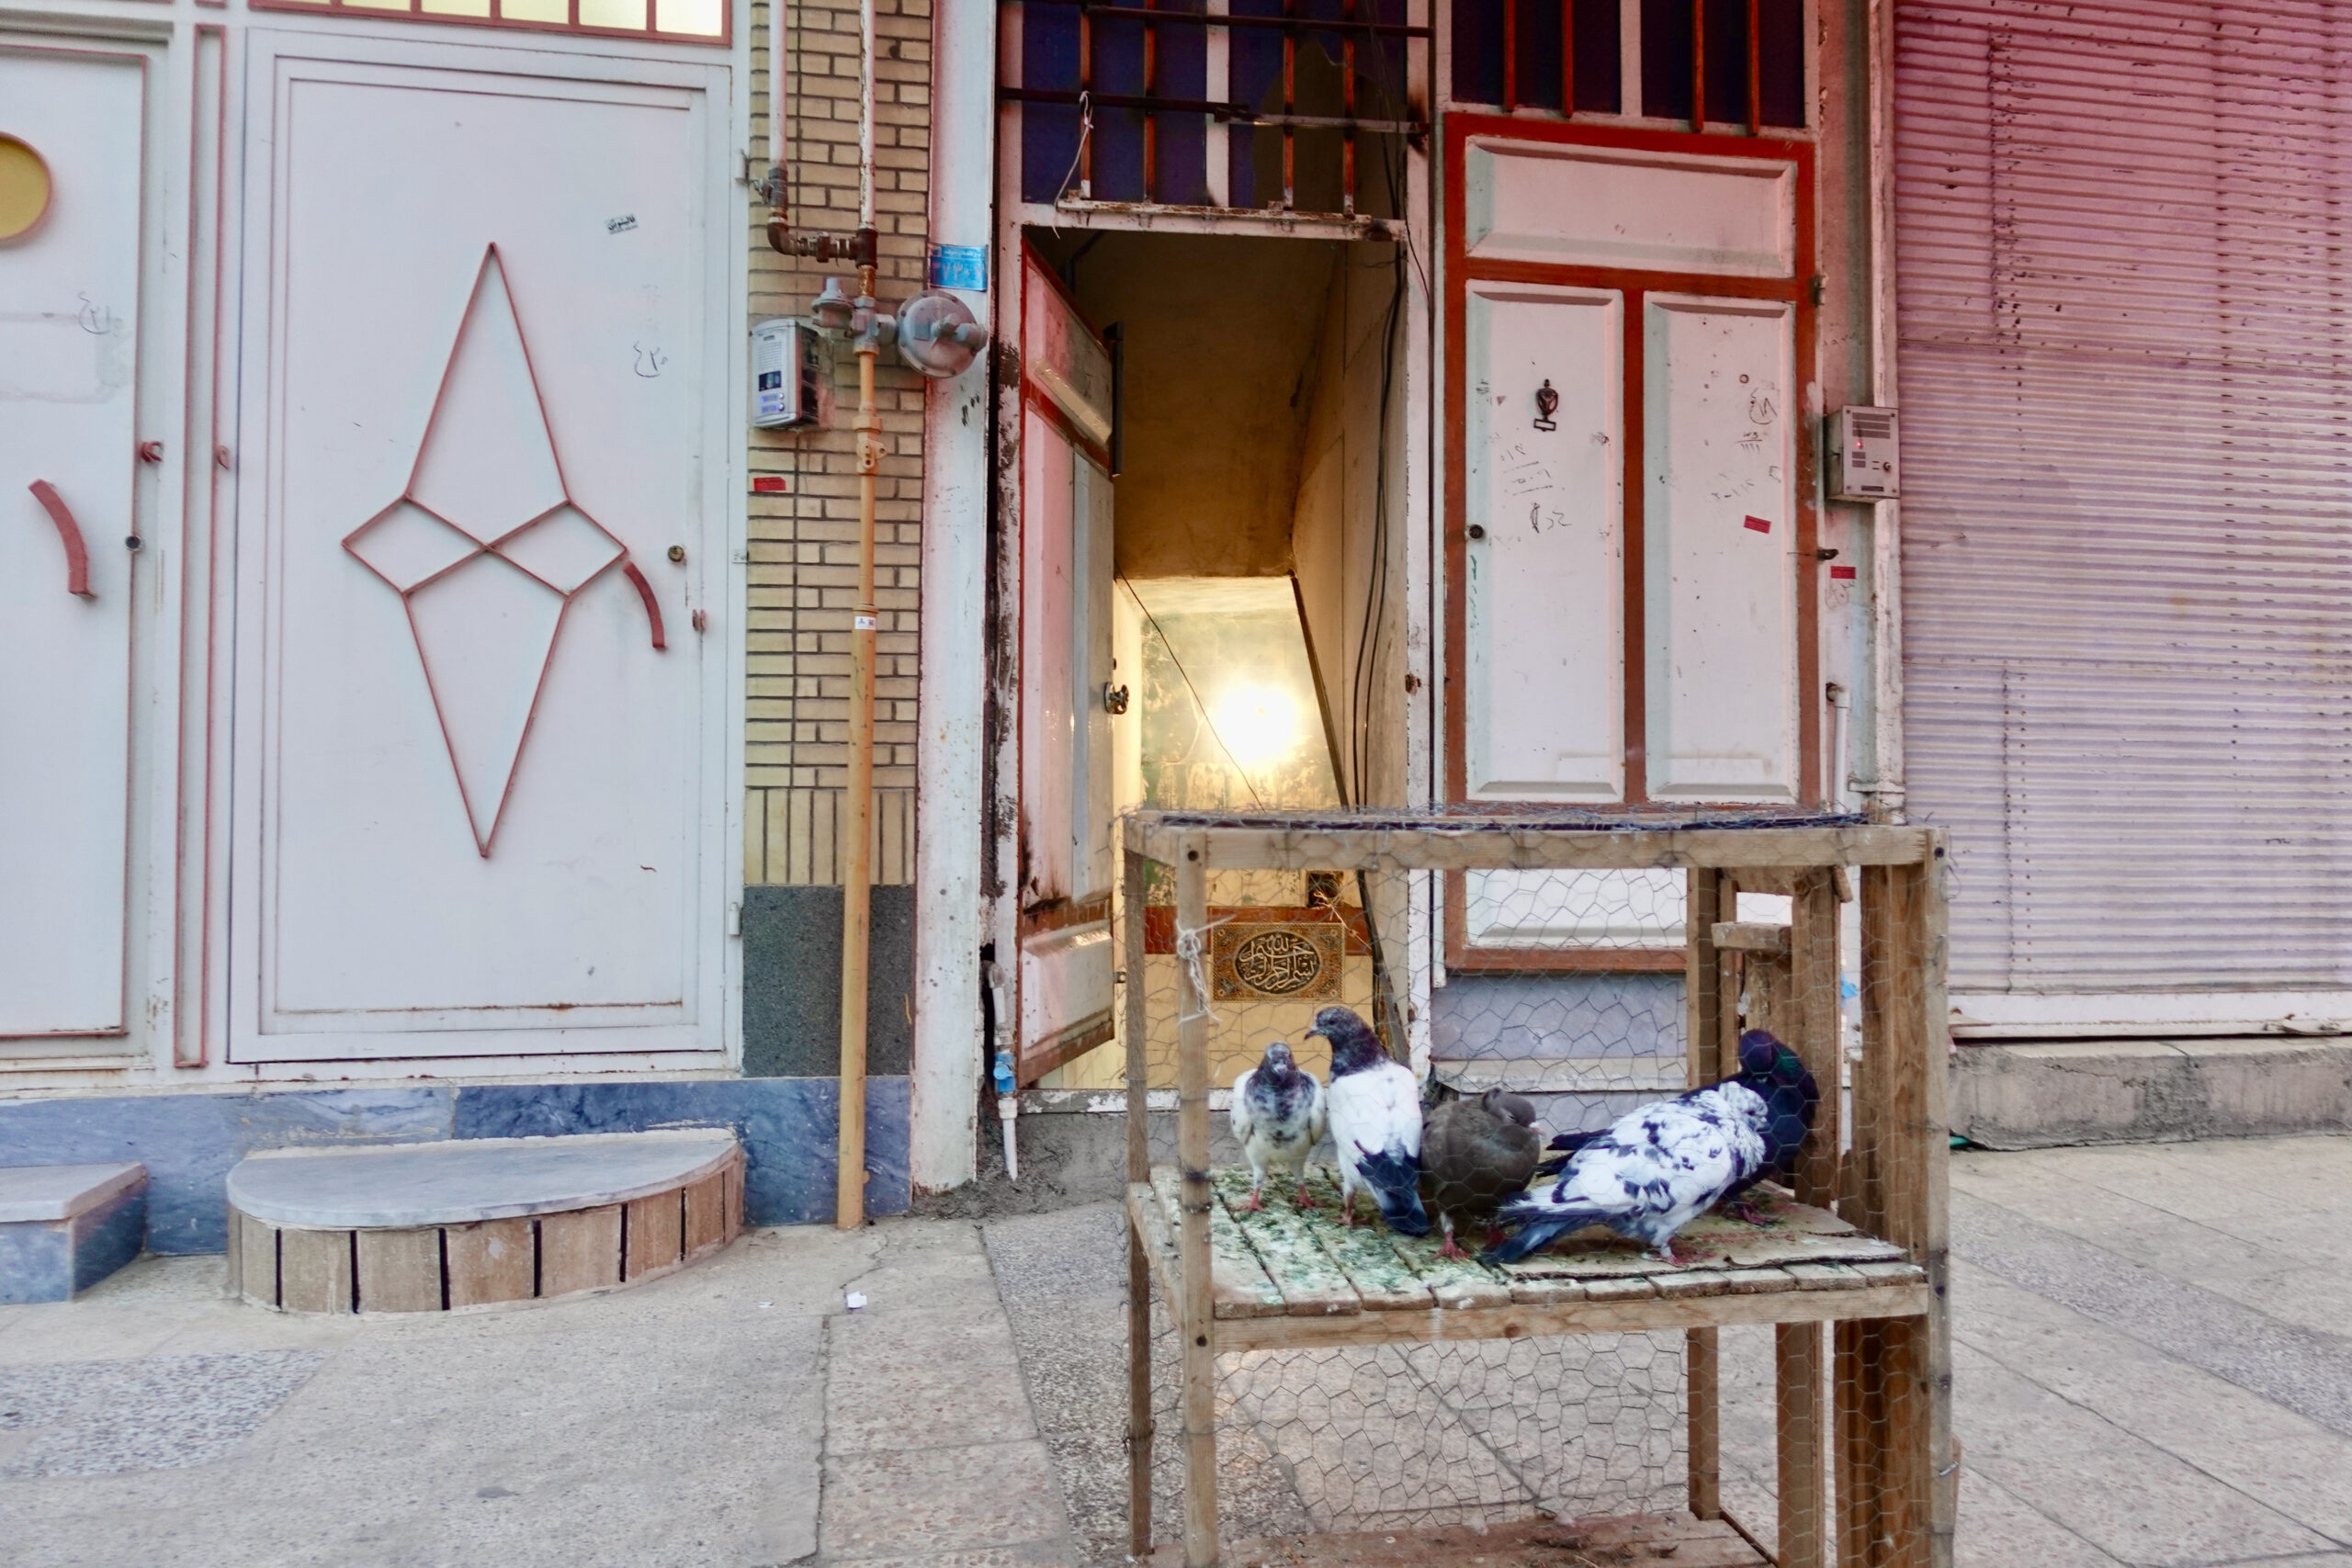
[
  {"x1": 0, "y1": 45, "x2": 144, "y2": 1039},
  {"x1": 229, "y1": 38, "x2": 731, "y2": 1061},
  {"x1": 1015, "y1": 250, "x2": 1117, "y2": 1077}
]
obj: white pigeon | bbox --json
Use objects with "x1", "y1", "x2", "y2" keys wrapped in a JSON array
[
  {"x1": 1230, "y1": 1040, "x2": 1328, "y2": 1211},
  {"x1": 1305, "y1": 1005, "x2": 1430, "y2": 1235},
  {"x1": 1485, "y1": 1032, "x2": 1819, "y2": 1264}
]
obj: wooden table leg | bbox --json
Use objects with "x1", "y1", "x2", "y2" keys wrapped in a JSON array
[
  {"x1": 1688, "y1": 1325, "x2": 1721, "y2": 1519},
  {"x1": 1778, "y1": 1320, "x2": 1827, "y2": 1568},
  {"x1": 1125, "y1": 839, "x2": 1156, "y2": 1558},
  {"x1": 1176, "y1": 839, "x2": 1219, "y2": 1568},
  {"x1": 1129, "y1": 1208, "x2": 1156, "y2": 1558},
  {"x1": 1837, "y1": 1315, "x2": 1889, "y2": 1565}
]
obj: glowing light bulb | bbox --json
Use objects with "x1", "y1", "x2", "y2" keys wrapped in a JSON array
[{"x1": 1212, "y1": 684, "x2": 1302, "y2": 774}]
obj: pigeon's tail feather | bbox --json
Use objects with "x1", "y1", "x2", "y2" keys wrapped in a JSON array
[
  {"x1": 1532, "y1": 1127, "x2": 1604, "y2": 1180},
  {"x1": 1352, "y1": 1145, "x2": 1431, "y2": 1237},
  {"x1": 1481, "y1": 1195, "x2": 1609, "y2": 1265}
]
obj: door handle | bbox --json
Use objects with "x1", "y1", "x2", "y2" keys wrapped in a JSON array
[{"x1": 27, "y1": 480, "x2": 95, "y2": 598}]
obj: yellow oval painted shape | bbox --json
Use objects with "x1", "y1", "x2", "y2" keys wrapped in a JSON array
[{"x1": 0, "y1": 134, "x2": 51, "y2": 243}]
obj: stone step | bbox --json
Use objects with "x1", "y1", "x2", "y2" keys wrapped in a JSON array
[
  {"x1": 0, "y1": 1162, "x2": 147, "y2": 1304},
  {"x1": 225, "y1": 1132, "x2": 742, "y2": 1314}
]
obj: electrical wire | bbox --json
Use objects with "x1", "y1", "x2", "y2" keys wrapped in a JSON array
[{"x1": 1118, "y1": 576, "x2": 1268, "y2": 809}]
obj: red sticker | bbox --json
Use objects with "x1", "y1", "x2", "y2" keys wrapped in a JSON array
[
  {"x1": 751, "y1": 475, "x2": 790, "y2": 494},
  {"x1": 1744, "y1": 515, "x2": 1772, "y2": 533},
  {"x1": 1830, "y1": 565, "x2": 1858, "y2": 580}
]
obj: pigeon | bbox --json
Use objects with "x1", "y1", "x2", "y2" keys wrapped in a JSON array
[
  {"x1": 1419, "y1": 1088, "x2": 1544, "y2": 1260},
  {"x1": 1230, "y1": 1041, "x2": 1329, "y2": 1212},
  {"x1": 1719, "y1": 1026, "x2": 1822, "y2": 1220},
  {"x1": 1481, "y1": 1029, "x2": 1818, "y2": 1266},
  {"x1": 1306, "y1": 1005, "x2": 1430, "y2": 1235},
  {"x1": 1531, "y1": 1125, "x2": 1605, "y2": 1179}
]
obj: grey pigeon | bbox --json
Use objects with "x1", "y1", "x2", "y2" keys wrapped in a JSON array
[
  {"x1": 1305, "y1": 1006, "x2": 1430, "y2": 1235},
  {"x1": 1230, "y1": 1041, "x2": 1328, "y2": 1212},
  {"x1": 1484, "y1": 1031, "x2": 1819, "y2": 1266},
  {"x1": 1420, "y1": 1088, "x2": 1543, "y2": 1259}
]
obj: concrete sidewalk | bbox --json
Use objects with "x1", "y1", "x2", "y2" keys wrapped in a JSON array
[
  {"x1": 3, "y1": 1136, "x2": 2349, "y2": 1565},
  {"x1": 0, "y1": 1217, "x2": 1074, "y2": 1567}
]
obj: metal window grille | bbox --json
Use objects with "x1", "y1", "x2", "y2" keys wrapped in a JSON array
[
  {"x1": 1448, "y1": 0, "x2": 1804, "y2": 128},
  {"x1": 1001, "y1": 0, "x2": 1430, "y2": 223}
]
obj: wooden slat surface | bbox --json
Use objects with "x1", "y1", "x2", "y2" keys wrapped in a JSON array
[
  {"x1": 1157, "y1": 1165, "x2": 1926, "y2": 1341},
  {"x1": 1272, "y1": 1168, "x2": 1431, "y2": 1311},
  {"x1": 1303, "y1": 1165, "x2": 1504, "y2": 1307},
  {"x1": 1216, "y1": 1278, "x2": 1933, "y2": 1352},
  {"x1": 1209, "y1": 1169, "x2": 1359, "y2": 1317},
  {"x1": 1148, "y1": 1168, "x2": 1286, "y2": 1318},
  {"x1": 1125, "y1": 818, "x2": 1939, "y2": 872}
]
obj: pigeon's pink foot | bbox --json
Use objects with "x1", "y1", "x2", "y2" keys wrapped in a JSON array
[
  {"x1": 1439, "y1": 1235, "x2": 1470, "y2": 1262},
  {"x1": 1240, "y1": 1190, "x2": 1266, "y2": 1213},
  {"x1": 1340, "y1": 1200, "x2": 1358, "y2": 1228},
  {"x1": 1293, "y1": 1183, "x2": 1317, "y2": 1209}
]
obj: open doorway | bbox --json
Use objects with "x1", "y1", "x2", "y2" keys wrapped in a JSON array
[{"x1": 1012, "y1": 229, "x2": 1412, "y2": 1089}]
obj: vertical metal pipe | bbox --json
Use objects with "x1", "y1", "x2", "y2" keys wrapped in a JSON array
[
  {"x1": 1746, "y1": 0, "x2": 1760, "y2": 131},
  {"x1": 1691, "y1": 0, "x2": 1706, "y2": 126},
  {"x1": 1342, "y1": 0, "x2": 1357, "y2": 213},
  {"x1": 1204, "y1": 0, "x2": 1231, "y2": 204},
  {"x1": 1081, "y1": 0, "x2": 1095, "y2": 197},
  {"x1": 1143, "y1": 0, "x2": 1159, "y2": 199},
  {"x1": 1503, "y1": 0, "x2": 1518, "y2": 109},
  {"x1": 836, "y1": 0, "x2": 882, "y2": 1232},
  {"x1": 769, "y1": 0, "x2": 790, "y2": 219},
  {"x1": 1561, "y1": 0, "x2": 1574, "y2": 114},
  {"x1": 1282, "y1": 0, "x2": 1297, "y2": 208}
]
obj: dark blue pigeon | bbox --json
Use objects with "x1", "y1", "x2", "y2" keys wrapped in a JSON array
[{"x1": 1482, "y1": 1030, "x2": 1818, "y2": 1266}]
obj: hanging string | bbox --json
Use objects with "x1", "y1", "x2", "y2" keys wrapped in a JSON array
[{"x1": 1172, "y1": 911, "x2": 1232, "y2": 1024}]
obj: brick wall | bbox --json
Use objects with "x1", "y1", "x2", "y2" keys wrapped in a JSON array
[{"x1": 745, "y1": 0, "x2": 932, "y2": 886}]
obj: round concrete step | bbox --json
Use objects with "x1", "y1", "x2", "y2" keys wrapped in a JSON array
[{"x1": 226, "y1": 1133, "x2": 742, "y2": 1314}]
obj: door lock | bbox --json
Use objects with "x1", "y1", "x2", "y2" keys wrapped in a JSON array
[{"x1": 1102, "y1": 682, "x2": 1130, "y2": 715}]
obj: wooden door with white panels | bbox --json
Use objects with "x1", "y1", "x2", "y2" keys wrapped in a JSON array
[
  {"x1": 227, "y1": 34, "x2": 734, "y2": 1061},
  {"x1": 1445, "y1": 121, "x2": 1818, "y2": 970},
  {"x1": 0, "y1": 41, "x2": 150, "y2": 1045}
]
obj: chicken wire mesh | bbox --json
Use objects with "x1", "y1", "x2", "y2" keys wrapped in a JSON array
[{"x1": 1095, "y1": 811, "x2": 1947, "y2": 1566}]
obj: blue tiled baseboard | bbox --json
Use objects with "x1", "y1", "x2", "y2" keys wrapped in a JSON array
[{"x1": 0, "y1": 1077, "x2": 909, "y2": 1255}]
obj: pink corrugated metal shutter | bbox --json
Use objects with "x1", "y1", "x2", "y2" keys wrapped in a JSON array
[{"x1": 1897, "y1": 2, "x2": 2352, "y2": 1003}]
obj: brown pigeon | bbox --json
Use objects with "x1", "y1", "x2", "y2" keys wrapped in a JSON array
[{"x1": 1419, "y1": 1088, "x2": 1544, "y2": 1260}]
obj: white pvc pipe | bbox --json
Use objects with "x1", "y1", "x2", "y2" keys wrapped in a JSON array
[
  {"x1": 770, "y1": 0, "x2": 787, "y2": 186},
  {"x1": 859, "y1": 0, "x2": 876, "y2": 231},
  {"x1": 1826, "y1": 682, "x2": 1852, "y2": 814}
]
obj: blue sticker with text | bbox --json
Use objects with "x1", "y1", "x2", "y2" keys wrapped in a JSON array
[{"x1": 929, "y1": 243, "x2": 989, "y2": 293}]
